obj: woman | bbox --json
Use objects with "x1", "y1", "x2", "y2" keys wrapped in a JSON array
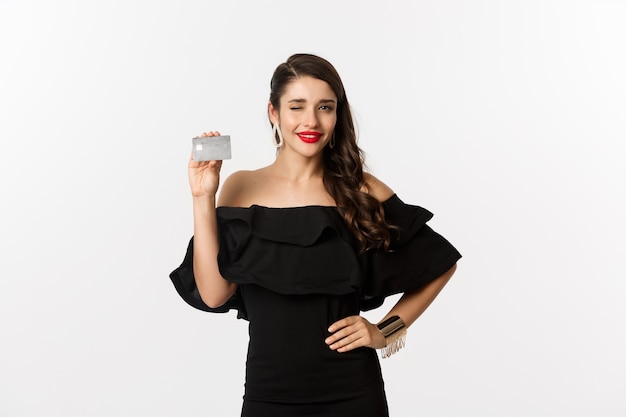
[{"x1": 170, "y1": 53, "x2": 461, "y2": 416}]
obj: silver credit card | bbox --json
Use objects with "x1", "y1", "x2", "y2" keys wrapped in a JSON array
[{"x1": 192, "y1": 135, "x2": 232, "y2": 161}]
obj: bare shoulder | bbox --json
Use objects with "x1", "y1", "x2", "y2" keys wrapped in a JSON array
[
  {"x1": 362, "y1": 172, "x2": 395, "y2": 203},
  {"x1": 217, "y1": 170, "x2": 260, "y2": 207}
]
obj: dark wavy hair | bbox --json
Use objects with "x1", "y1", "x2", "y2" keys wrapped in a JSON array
[{"x1": 269, "y1": 53, "x2": 396, "y2": 251}]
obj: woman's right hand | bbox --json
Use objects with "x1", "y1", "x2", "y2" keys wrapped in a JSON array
[{"x1": 188, "y1": 131, "x2": 224, "y2": 197}]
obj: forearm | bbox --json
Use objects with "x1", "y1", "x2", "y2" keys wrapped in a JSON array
[
  {"x1": 379, "y1": 264, "x2": 457, "y2": 328},
  {"x1": 192, "y1": 195, "x2": 237, "y2": 308}
]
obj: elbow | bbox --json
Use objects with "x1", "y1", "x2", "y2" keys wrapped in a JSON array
[
  {"x1": 198, "y1": 284, "x2": 236, "y2": 309},
  {"x1": 201, "y1": 298, "x2": 225, "y2": 310},
  {"x1": 200, "y1": 293, "x2": 228, "y2": 309}
]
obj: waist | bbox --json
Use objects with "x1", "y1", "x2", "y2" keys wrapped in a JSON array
[{"x1": 239, "y1": 284, "x2": 383, "y2": 402}]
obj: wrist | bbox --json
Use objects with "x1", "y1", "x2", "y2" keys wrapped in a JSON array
[
  {"x1": 377, "y1": 316, "x2": 407, "y2": 358},
  {"x1": 192, "y1": 195, "x2": 217, "y2": 212}
]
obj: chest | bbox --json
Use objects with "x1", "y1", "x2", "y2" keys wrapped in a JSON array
[{"x1": 242, "y1": 177, "x2": 335, "y2": 208}]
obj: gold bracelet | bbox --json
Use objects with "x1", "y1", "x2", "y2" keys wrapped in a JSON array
[{"x1": 377, "y1": 316, "x2": 407, "y2": 358}]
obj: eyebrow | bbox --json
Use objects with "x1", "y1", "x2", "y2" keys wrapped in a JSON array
[{"x1": 287, "y1": 98, "x2": 337, "y2": 104}]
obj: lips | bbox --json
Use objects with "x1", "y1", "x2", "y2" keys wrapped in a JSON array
[{"x1": 297, "y1": 131, "x2": 322, "y2": 143}]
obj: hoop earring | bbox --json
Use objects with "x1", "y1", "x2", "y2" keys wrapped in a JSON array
[
  {"x1": 272, "y1": 123, "x2": 284, "y2": 148},
  {"x1": 329, "y1": 132, "x2": 336, "y2": 149}
]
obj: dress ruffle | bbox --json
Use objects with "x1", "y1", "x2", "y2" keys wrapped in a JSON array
[
  {"x1": 216, "y1": 205, "x2": 362, "y2": 296},
  {"x1": 169, "y1": 237, "x2": 247, "y2": 318},
  {"x1": 359, "y1": 195, "x2": 462, "y2": 310},
  {"x1": 169, "y1": 194, "x2": 461, "y2": 318}
]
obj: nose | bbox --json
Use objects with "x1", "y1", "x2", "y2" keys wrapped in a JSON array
[{"x1": 303, "y1": 107, "x2": 319, "y2": 128}]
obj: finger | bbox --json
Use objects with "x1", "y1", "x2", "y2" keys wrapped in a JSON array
[
  {"x1": 328, "y1": 332, "x2": 361, "y2": 351},
  {"x1": 326, "y1": 320, "x2": 369, "y2": 346},
  {"x1": 339, "y1": 326, "x2": 378, "y2": 352},
  {"x1": 336, "y1": 338, "x2": 366, "y2": 353},
  {"x1": 325, "y1": 328, "x2": 351, "y2": 345},
  {"x1": 333, "y1": 326, "x2": 373, "y2": 352},
  {"x1": 209, "y1": 160, "x2": 223, "y2": 169},
  {"x1": 328, "y1": 316, "x2": 358, "y2": 333},
  {"x1": 325, "y1": 321, "x2": 362, "y2": 345}
]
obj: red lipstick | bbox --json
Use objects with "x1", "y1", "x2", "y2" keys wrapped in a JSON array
[{"x1": 297, "y1": 131, "x2": 322, "y2": 143}]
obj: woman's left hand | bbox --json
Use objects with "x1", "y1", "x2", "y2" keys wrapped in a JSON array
[{"x1": 325, "y1": 316, "x2": 386, "y2": 353}]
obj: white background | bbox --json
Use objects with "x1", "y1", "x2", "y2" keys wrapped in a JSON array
[{"x1": 1, "y1": 1, "x2": 624, "y2": 416}]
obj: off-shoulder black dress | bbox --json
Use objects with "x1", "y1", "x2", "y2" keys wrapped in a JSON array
[{"x1": 170, "y1": 194, "x2": 461, "y2": 417}]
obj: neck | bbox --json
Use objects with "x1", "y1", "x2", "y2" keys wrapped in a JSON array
[{"x1": 271, "y1": 149, "x2": 324, "y2": 183}]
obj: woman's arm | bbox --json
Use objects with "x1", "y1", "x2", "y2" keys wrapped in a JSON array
[
  {"x1": 326, "y1": 265, "x2": 456, "y2": 352},
  {"x1": 326, "y1": 173, "x2": 457, "y2": 353},
  {"x1": 188, "y1": 131, "x2": 237, "y2": 308},
  {"x1": 378, "y1": 264, "x2": 456, "y2": 328}
]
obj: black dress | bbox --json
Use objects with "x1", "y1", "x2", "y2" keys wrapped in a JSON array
[{"x1": 170, "y1": 194, "x2": 461, "y2": 417}]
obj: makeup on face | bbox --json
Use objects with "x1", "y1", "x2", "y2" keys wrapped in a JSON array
[
  {"x1": 297, "y1": 131, "x2": 322, "y2": 144},
  {"x1": 275, "y1": 76, "x2": 338, "y2": 151}
]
